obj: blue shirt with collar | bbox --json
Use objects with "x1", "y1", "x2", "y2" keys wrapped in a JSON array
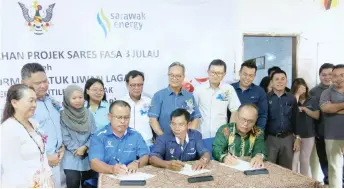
[
  {"x1": 33, "y1": 95, "x2": 63, "y2": 155},
  {"x1": 266, "y1": 91, "x2": 298, "y2": 135},
  {"x1": 150, "y1": 129, "x2": 208, "y2": 161},
  {"x1": 88, "y1": 124, "x2": 149, "y2": 166},
  {"x1": 85, "y1": 100, "x2": 110, "y2": 131},
  {"x1": 232, "y1": 82, "x2": 268, "y2": 129},
  {"x1": 148, "y1": 86, "x2": 201, "y2": 134}
]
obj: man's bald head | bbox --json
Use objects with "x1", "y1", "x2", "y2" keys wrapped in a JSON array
[
  {"x1": 236, "y1": 104, "x2": 258, "y2": 135},
  {"x1": 238, "y1": 104, "x2": 258, "y2": 117}
]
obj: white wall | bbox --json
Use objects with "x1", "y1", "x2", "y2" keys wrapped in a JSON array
[{"x1": 235, "y1": 0, "x2": 344, "y2": 89}]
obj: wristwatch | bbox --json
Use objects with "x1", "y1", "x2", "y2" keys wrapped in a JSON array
[{"x1": 258, "y1": 153, "x2": 265, "y2": 159}]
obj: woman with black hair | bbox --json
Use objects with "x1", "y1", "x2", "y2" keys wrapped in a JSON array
[
  {"x1": 84, "y1": 78, "x2": 110, "y2": 130},
  {"x1": 1, "y1": 84, "x2": 54, "y2": 187},
  {"x1": 291, "y1": 78, "x2": 320, "y2": 177}
]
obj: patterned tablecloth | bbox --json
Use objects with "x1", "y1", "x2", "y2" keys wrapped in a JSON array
[{"x1": 98, "y1": 160, "x2": 322, "y2": 188}]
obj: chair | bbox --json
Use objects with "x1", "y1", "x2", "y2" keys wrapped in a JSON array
[{"x1": 202, "y1": 137, "x2": 215, "y2": 160}]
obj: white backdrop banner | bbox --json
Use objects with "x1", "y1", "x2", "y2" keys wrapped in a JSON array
[{"x1": 0, "y1": 0, "x2": 237, "y2": 111}]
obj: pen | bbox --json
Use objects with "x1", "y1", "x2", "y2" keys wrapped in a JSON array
[{"x1": 228, "y1": 152, "x2": 238, "y2": 159}]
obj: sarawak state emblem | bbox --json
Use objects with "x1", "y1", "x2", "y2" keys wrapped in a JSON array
[{"x1": 18, "y1": 0, "x2": 55, "y2": 35}]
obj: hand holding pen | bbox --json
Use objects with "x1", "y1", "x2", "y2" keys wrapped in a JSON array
[
  {"x1": 112, "y1": 159, "x2": 128, "y2": 175},
  {"x1": 223, "y1": 152, "x2": 239, "y2": 166},
  {"x1": 166, "y1": 156, "x2": 184, "y2": 171}
]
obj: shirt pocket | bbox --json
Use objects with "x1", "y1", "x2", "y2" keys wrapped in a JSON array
[
  {"x1": 249, "y1": 96, "x2": 259, "y2": 104},
  {"x1": 283, "y1": 103, "x2": 293, "y2": 119}
]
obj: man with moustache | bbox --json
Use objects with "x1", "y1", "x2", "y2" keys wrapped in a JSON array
[
  {"x1": 89, "y1": 100, "x2": 149, "y2": 176},
  {"x1": 320, "y1": 64, "x2": 344, "y2": 188},
  {"x1": 120, "y1": 70, "x2": 154, "y2": 147},
  {"x1": 149, "y1": 108, "x2": 210, "y2": 171}
]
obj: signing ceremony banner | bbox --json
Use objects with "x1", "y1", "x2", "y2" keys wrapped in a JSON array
[{"x1": 0, "y1": 0, "x2": 237, "y2": 112}]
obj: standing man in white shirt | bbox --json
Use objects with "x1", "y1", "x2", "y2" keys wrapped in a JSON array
[
  {"x1": 194, "y1": 59, "x2": 241, "y2": 152},
  {"x1": 120, "y1": 70, "x2": 154, "y2": 147}
]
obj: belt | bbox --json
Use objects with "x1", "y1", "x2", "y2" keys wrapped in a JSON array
[{"x1": 270, "y1": 132, "x2": 293, "y2": 138}]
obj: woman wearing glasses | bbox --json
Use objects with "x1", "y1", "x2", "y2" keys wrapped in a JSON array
[
  {"x1": 84, "y1": 78, "x2": 110, "y2": 130},
  {"x1": 61, "y1": 85, "x2": 97, "y2": 188},
  {"x1": 1, "y1": 84, "x2": 54, "y2": 188}
]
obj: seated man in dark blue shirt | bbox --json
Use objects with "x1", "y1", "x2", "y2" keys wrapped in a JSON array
[{"x1": 149, "y1": 108, "x2": 210, "y2": 171}]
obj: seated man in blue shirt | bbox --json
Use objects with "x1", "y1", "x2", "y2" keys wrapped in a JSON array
[
  {"x1": 149, "y1": 108, "x2": 210, "y2": 171},
  {"x1": 89, "y1": 100, "x2": 149, "y2": 175}
]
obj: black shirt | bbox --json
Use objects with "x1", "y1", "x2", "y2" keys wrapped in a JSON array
[
  {"x1": 266, "y1": 91, "x2": 298, "y2": 135},
  {"x1": 296, "y1": 97, "x2": 320, "y2": 138}
]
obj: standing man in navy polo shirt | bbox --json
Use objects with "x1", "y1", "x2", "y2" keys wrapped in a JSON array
[
  {"x1": 149, "y1": 108, "x2": 210, "y2": 171},
  {"x1": 89, "y1": 100, "x2": 149, "y2": 175},
  {"x1": 232, "y1": 61, "x2": 268, "y2": 129},
  {"x1": 148, "y1": 62, "x2": 201, "y2": 136},
  {"x1": 265, "y1": 69, "x2": 300, "y2": 170}
]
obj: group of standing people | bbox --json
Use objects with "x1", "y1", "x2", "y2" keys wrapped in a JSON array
[{"x1": 1, "y1": 60, "x2": 344, "y2": 188}]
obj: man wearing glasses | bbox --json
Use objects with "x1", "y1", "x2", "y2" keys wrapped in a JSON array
[
  {"x1": 231, "y1": 61, "x2": 268, "y2": 130},
  {"x1": 193, "y1": 59, "x2": 241, "y2": 141},
  {"x1": 148, "y1": 62, "x2": 201, "y2": 136},
  {"x1": 149, "y1": 108, "x2": 210, "y2": 171},
  {"x1": 120, "y1": 70, "x2": 154, "y2": 147},
  {"x1": 89, "y1": 100, "x2": 149, "y2": 177},
  {"x1": 212, "y1": 104, "x2": 266, "y2": 168}
]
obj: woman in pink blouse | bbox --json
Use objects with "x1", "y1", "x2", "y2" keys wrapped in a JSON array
[{"x1": 1, "y1": 84, "x2": 54, "y2": 188}]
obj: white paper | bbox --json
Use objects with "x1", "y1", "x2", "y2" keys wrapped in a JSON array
[
  {"x1": 220, "y1": 159, "x2": 252, "y2": 171},
  {"x1": 172, "y1": 163, "x2": 211, "y2": 176},
  {"x1": 105, "y1": 172, "x2": 155, "y2": 181}
]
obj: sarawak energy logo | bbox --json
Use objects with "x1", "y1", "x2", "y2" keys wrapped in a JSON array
[
  {"x1": 97, "y1": 8, "x2": 146, "y2": 38},
  {"x1": 97, "y1": 8, "x2": 111, "y2": 37},
  {"x1": 18, "y1": 0, "x2": 55, "y2": 35}
]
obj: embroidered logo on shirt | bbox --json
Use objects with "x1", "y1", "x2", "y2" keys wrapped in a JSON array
[
  {"x1": 184, "y1": 98, "x2": 195, "y2": 114},
  {"x1": 140, "y1": 103, "x2": 150, "y2": 116},
  {"x1": 51, "y1": 97, "x2": 62, "y2": 111},
  {"x1": 269, "y1": 100, "x2": 272, "y2": 105},
  {"x1": 106, "y1": 140, "x2": 113, "y2": 148},
  {"x1": 216, "y1": 90, "x2": 230, "y2": 101},
  {"x1": 170, "y1": 148, "x2": 175, "y2": 155}
]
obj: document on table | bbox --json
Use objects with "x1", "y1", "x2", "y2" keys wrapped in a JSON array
[
  {"x1": 220, "y1": 159, "x2": 252, "y2": 171},
  {"x1": 172, "y1": 163, "x2": 211, "y2": 176},
  {"x1": 105, "y1": 172, "x2": 155, "y2": 180}
]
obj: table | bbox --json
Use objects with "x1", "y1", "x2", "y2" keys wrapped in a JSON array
[{"x1": 98, "y1": 160, "x2": 322, "y2": 188}]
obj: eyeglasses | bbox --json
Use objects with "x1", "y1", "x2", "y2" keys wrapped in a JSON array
[
  {"x1": 111, "y1": 115, "x2": 130, "y2": 121},
  {"x1": 168, "y1": 74, "x2": 183, "y2": 79},
  {"x1": 238, "y1": 116, "x2": 255, "y2": 125},
  {"x1": 170, "y1": 122, "x2": 187, "y2": 128},
  {"x1": 90, "y1": 88, "x2": 105, "y2": 93},
  {"x1": 209, "y1": 71, "x2": 224, "y2": 77},
  {"x1": 129, "y1": 83, "x2": 144, "y2": 88}
]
